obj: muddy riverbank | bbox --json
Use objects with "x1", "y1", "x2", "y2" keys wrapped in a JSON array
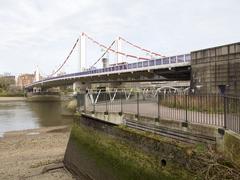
[
  {"x1": 0, "y1": 126, "x2": 73, "y2": 179},
  {"x1": 0, "y1": 97, "x2": 26, "y2": 101}
]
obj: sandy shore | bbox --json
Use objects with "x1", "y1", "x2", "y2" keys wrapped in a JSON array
[
  {"x1": 0, "y1": 97, "x2": 26, "y2": 101},
  {"x1": 0, "y1": 126, "x2": 74, "y2": 180}
]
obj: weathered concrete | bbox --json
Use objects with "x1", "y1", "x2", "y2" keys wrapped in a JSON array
[
  {"x1": 64, "y1": 113, "x2": 240, "y2": 179},
  {"x1": 64, "y1": 114, "x2": 201, "y2": 179},
  {"x1": 66, "y1": 99, "x2": 77, "y2": 112},
  {"x1": 90, "y1": 111, "x2": 123, "y2": 125},
  {"x1": 191, "y1": 42, "x2": 240, "y2": 95},
  {"x1": 223, "y1": 130, "x2": 240, "y2": 167},
  {"x1": 80, "y1": 112, "x2": 240, "y2": 164},
  {"x1": 84, "y1": 111, "x2": 221, "y2": 146}
]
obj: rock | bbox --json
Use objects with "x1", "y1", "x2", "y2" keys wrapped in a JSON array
[{"x1": 66, "y1": 99, "x2": 77, "y2": 112}]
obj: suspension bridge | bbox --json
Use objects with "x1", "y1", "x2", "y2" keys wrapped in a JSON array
[
  {"x1": 23, "y1": 34, "x2": 240, "y2": 175},
  {"x1": 25, "y1": 32, "x2": 191, "y2": 90}
]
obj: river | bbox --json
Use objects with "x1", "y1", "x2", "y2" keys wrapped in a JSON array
[{"x1": 0, "y1": 100, "x2": 73, "y2": 137}]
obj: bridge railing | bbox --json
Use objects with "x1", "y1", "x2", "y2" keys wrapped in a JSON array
[
  {"x1": 30, "y1": 54, "x2": 190, "y2": 86},
  {"x1": 78, "y1": 91, "x2": 240, "y2": 134}
]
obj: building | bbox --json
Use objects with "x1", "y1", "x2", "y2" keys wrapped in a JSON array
[{"x1": 17, "y1": 74, "x2": 35, "y2": 89}]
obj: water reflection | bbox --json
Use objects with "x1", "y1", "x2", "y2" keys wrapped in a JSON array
[
  {"x1": 29, "y1": 102, "x2": 73, "y2": 126},
  {"x1": 0, "y1": 101, "x2": 73, "y2": 137}
]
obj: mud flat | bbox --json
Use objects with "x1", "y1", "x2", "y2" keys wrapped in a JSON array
[
  {"x1": 0, "y1": 97, "x2": 26, "y2": 101},
  {"x1": 0, "y1": 126, "x2": 73, "y2": 180}
]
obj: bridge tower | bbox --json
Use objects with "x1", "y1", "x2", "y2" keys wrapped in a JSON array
[
  {"x1": 117, "y1": 37, "x2": 123, "y2": 64},
  {"x1": 80, "y1": 32, "x2": 86, "y2": 72},
  {"x1": 35, "y1": 66, "x2": 40, "y2": 82}
]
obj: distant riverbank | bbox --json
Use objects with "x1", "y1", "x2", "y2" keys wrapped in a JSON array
[{"x1": 0, "y1": 97, "x2": 26, "y2": 101}]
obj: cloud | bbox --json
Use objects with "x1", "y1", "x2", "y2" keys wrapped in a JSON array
[{"x1": 0, "y1": 0, "x2": 240, "y2": 75}]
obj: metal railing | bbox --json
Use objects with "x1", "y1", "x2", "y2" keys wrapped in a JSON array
[
  {"x1": 78, "y1": 91, "x2": 240, "y2": 134},
  {"x1": 28, "y1": 54, "x2": 190, "y2": 86}
]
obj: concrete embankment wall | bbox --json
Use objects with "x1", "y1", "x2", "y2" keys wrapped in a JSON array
[
  {"x1": 63, "y1": 114, "x2": 209, "y2": 180},
  {"x1": 223, "y1": 130, "x2": 240, "y2": 167}
]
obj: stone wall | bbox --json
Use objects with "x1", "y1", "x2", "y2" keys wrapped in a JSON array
[{"x1": 191, "y1": 42, "x2": 240, "y2": 95}]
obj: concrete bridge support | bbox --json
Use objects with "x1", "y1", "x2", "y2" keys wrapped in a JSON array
[
  {"x1": 33, "y1": 87, "x2": 42, "y2": 93},
  {"x1": 191, "y1": 42, "x2": 240, "y2": 95},
  {"x1": 73, "y1": 81, "x2": 90, "y2": 93},
  {"x1": 73, "y1": 81, "x2": 90, "y2": 111}
]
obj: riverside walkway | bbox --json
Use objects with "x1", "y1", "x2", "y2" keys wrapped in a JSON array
[{"x1": 79, "y1": 93, "x2": 240, "y2": 134}]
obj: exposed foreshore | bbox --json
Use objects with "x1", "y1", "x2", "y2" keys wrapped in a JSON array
[
  {"x1": 0, "y1": 126, "x2": 73, "y2": 179},
  {"x1": 0, "y1": 97, "x2": 26, "y2": 101}
]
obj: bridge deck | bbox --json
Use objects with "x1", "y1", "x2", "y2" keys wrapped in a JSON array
[{"x1": 26, "y1": 54, "x2": 190, "y2": 88}]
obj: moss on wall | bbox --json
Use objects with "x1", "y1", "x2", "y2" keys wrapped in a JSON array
[
  {"x1": 68, "y1": 123, "x2": 197, "y2": 180},
  {"x1": 224, "y1": 131, "x2": 240, "y2": 167}
]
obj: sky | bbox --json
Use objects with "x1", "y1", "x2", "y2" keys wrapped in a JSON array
[{"x1": 0, "y1": 0, "x2": 239, "y2": 76}]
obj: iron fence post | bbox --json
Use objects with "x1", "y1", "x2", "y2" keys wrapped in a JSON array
[
  {"x1": 174, "y1": 94, "x2": 176, "y2": 107},
  {"x1": 158, "y1": 92, "x2": 160, "y2": 121},
  {"x1": 93, "y1": 99, "x2": 96, "y2": 114},
  {"x1": 223, "y1": 95, "x2": 227, "y2": 129},
  {"x1": 185, "y1": 94, "x2": 188, "y2": 123},
  {"x1": 120, "y1": 91, "x2": 123, "y2": 115},
  {"x1": 137, "y1": 92, "x2": 139, "y2": 119},
  {"x1": 84, "y1": 93, "x2": 87, "y2": 113},
  {"x1": 105, "y1": 92, "x2": 108, "y2": 115}
]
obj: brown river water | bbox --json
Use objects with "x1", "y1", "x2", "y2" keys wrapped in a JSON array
[{"x1": 0, "y1": 100, "x2": 73, "y2": 137}]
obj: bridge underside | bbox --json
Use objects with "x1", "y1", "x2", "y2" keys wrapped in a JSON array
[
  {"x1": 29, "y1": 66, "x2": 190, "y2": 89},
  {"x1": 92, "y1": 66, "x2": 191, "y2": 83}
]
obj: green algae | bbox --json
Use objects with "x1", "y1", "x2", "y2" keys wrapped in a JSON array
[
  {"x1": 70, "y1": 123, "x2": 197, "y2": 180},
  {"x1": 224, "y1": 131, "x2": 240, "y2": 167},
  {"x1": 118, "y1": 125, "x2": 193, "y2": 149}
]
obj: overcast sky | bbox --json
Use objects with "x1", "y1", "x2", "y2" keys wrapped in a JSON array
[{"x1": 0, "y1": 0, "x2": 239, "y2": 76}]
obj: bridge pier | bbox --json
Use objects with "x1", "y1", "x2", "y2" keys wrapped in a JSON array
[
  {"x1": 33, "y1": 87, "x2": 42, "y2": 93},
  {"x1": 73, "y1": 81, "x2": 90, "y2": 93},
  {"x1": 73, "y1": 81, "x2": 91, "y2": 112}
]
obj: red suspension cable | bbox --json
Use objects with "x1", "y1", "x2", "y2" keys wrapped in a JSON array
[
  {"x1": 90, "y1": 40, "x2": 116, "y2": 68},
  {"x1": 50, "y1": 38, "x2": 79, "y2": 77},
  {"x1": 119, "y1": 37, "x2": 165, "y2": 57},
  {"x1": 84, "y1": 33, "x2": 152, "y2": 61},
  {"x1": 48, "y1": 33, "x2": 163, "y2": 78}
]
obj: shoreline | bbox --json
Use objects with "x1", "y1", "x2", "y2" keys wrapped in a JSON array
[
  {"x1": 2, "y1": 125, "x2": 71, "y2": 137},
  {"x1": 0, "y1": 96, "x2": 26, "y2": 101},
  {"x1": 0, "y1": 125, "x2": 73, "y2": 179}
]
